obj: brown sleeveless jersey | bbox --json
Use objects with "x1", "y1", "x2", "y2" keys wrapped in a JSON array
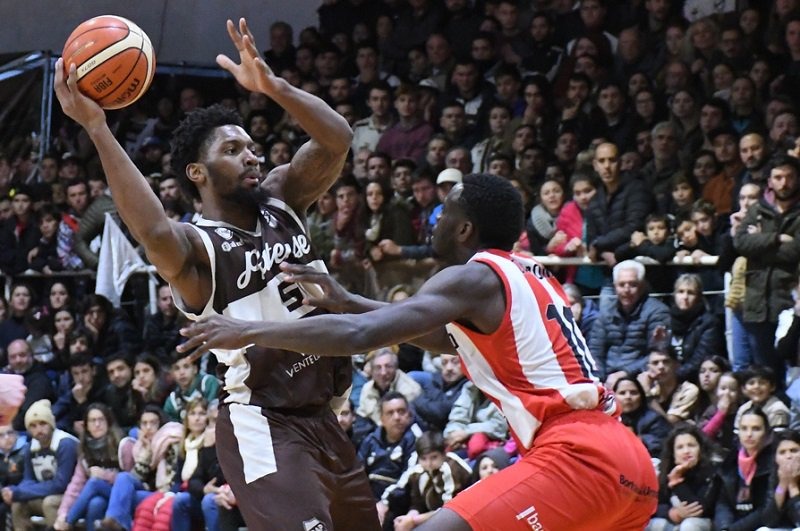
[{"x1": 173, "y1": 197, "x2": 351, "y2": 410}]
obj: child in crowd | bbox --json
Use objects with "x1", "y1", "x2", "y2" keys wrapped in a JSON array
[
  {"x1": 699, "y1": 371, "x2": 743, "y2": 457},
  {"x1": 734, "y1": 365, "x2": 790, "y2": 433},
  {"x1": 391, "y1": 431, "x2": 472, "y2": 531},
  {"x1": 614, "y1": 213, "x2": 675, "y2": 294},
  {"x1": 162, "y1": 350, "x2": 219, "y2": 422}
]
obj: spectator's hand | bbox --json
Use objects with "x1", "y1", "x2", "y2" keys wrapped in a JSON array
[
  {"x1": 73, "y1": 420, "x2": 85, "y2": 437},
  {"x1": 587, "y1": 245, "x2": 598, "y2": 262},
  {"x1": 394, "y1": 511, "x2": 419, "y2": 531},
  {"x1": 779, "y1": 234, "x2": 794, "y2": 243},
  {"x1": 636, "y1": 371, "x2": 654, "y2": 394},
  {"x1": 1, "y1": 487, "x2": 12, "y2": 505},
  {"x1": 690, "y1": 58, "x2": 705, "y2": 74},
  {"x1": 53, "y1": 515, "x2": 70, "y2": 530},
  {"x1": 203, "y1": 478, "x2": 219, "y2": 495},
  {"x1": 279, "y1": 262, "x2": 354, "y2": 313},
  {"x1": 216, "y1": 19, "x2": 279, "y2": 97},
  {"x1": 672, "y1": 501, "x2": 704, "y2": 520},
  {"x1": 690, "y1": 250, "x2": 709, "y2": 263},
  {"x1": 369, "y1": 246, "x2": 384, "y2": 262},
  {"x1": 667, "y1": 463, "x2": 692, "y2": 488},
  {"x1": 445, "y1": 430, "x2": 469, "y2": 449},
  {"x1": 630, "y1": 231, "x2": 647, "y2": 247},
  {"x1": 215, "y1": 484, "x2": 236, "y2": 509},
  {"x1": 376, "y1": 501, "x2": 388, "y2": 526},
  {"x1": 52, "y1": 58, "x2": 107, "y2": 133},
  {"x1": 547, "y1": 231, "x2": 567, "y2": 251},
  {"x1": 565, "y1": 237, "x2": 583, "y2": 254},
  {"x1": 716, "y1": 391, "x2": 734, "y2": 415},
  {"x1": 746, "y1": 223, "x2": 761, "y2": 234},
  {"x1": 729, "y1": 210, "x2": 745, "y2": 236},
  {"x1": 72, "y1": 382, "x2": 88, "y2": 404},
  {"x1": 0, "y1": 375, "x2": 25, "y2": 425},
  {"x1": 88, "y1": 466, "x2": 103, "y2": 479},
  {"x1": 378, "y1": 239, "x2": 402, "y2": 257},
  {"x1": 27, "y1": 247, "x2": 39, "y2": 264},
  {"x1": 131, "y1": 377, "x2": 148, "y2": 396}
]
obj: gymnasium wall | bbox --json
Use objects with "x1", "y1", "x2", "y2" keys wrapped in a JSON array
[{"x1": 0, "y1": 1, "x2": 320, "y2": 66}]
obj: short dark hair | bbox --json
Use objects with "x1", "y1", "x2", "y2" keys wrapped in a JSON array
[
  {"x1": 379, "y1": 391, "x2": 409, "y2": 412},
  {"x1": 416, "y1": 431, "x2": 445, "y2": 456},
  {"x1": 459, "y1": 173, "x2": 524, "y2": 251},
  {"x1": 170, "y1": 104, "x2": 244, "y2": 200},
  {"x1": 743, "y1": 364, "x2": 777, "y2": 388},
  {"x1": 105, "y1": 351, "x2": 133, "y2": 368},
  {"x1": 68, "y1": 353, "x2": 94, "y2": 369}
]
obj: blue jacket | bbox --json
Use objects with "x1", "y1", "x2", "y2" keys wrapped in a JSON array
[
  {"x1": 11, "y1": 429, "x2": 78, "y2": 501},
  {"x1": 358, "y1": 425, "x2": 418, "y2": 501},
  {"x1": 412, "y1": 374, "x2": 468, "y2": 432},
  {"x1": 588, "y1": 294, "x2": 670, "y2": 379}
]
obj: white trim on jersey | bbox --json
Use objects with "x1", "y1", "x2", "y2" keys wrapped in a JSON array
[
  {"x1": 265, "y1": 197, "x2": 306, "y2": 235},
  {"x1": 172, "y1": 224, "x2": 218, "y2": 320},
  {"x1": 195, "y1": 216, "x2": 262, "y2": 237},
  {"x1": 229, "y1": 403, "x2": 277, "y2": 483}
]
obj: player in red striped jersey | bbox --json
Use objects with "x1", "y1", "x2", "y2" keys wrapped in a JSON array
[{"x1": 179, "y1": 173, "x2": 658, "y2": 530}]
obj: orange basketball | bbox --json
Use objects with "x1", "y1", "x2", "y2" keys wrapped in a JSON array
[{"x1": 62, "y1": 15, "x2": 156, "y2": 110}]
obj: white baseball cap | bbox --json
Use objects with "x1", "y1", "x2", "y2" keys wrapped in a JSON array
[{"x1": 436, "y1": 168, "x2": 463, "y2": 185}]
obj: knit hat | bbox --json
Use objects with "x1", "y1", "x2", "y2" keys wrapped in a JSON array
[{"x1": 24, "y1": 399, "x2": 55, "y2": 430}]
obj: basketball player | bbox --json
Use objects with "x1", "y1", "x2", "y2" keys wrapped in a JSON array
[
  {"x1": 179, "y1": 173, "x2": 659, "y2": 530},
  {"x1": 54, "y1": 18, "x2": 379, "y2": 531}
]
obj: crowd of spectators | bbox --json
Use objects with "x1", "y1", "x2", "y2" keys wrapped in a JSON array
[{"x1": 4, "y1": 0, "x2": 800, "y2": 529}]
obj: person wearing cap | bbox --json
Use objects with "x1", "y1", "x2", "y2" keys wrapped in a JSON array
[
  {"x1": 0, "y1": 184, "x2": 41, "y2": 275},
  {"x1": 428, "y1": 168, "x2": 462, "y2": 228},
  {"x1": 1, "y1": 399, "x2": 78, "y2": 530}
]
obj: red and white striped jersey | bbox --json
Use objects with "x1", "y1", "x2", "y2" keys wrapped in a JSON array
[{"x1": 445, "y1": 250, "x2": 604, "y2": 452}]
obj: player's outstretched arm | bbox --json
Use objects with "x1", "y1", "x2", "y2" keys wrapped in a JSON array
[
  {"x1": 178, "y1": 262, "x2": 501, "y2": 358},
  {"x1": 217, "y1": 18, "x2": 351, "y2": 212},
  {"x1": 53, "y1": 59, "x2": 198, "y2": 283}
]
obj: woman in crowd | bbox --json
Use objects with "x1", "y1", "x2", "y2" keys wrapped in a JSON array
[
  {"x1": 471, "y1": 102, "x2": 512, "y2": 174},
  {"x1": 647, "y1": 424, "x2": 721, "y2": 530},
  {"x1": 550, "y1": 173, "x2": 600, "y2": 290},
  {"x1": 131, "y1": 398, "x2": 209, "y2": 531},
  {"x1": 526, "y1": 177, "x2": 566, "y2": 255},
  {"x1": 669, "y1": 274, "x2": 724, "y2": 383},
  {"x1": 759, "y1": 429, "x2": 800, "y2": 529},
  {"x1": 693, "y1": 356, "x2": 730, "y2": 420},
  {"x1": 44, "y1": 281, "x2": 72, "y2": 318},
  {"x1": 615, "y1": 376, "x2": 673, "y2": 458},
  {"x1": 715, "y1": 406, "x2": 774, "y2": 529},
  {"x1": 132, "y1": 353, "x2": 172, "y2": 412},
  {"x1": 54, "y1": 403, "x2": 124, "y2": 531}
]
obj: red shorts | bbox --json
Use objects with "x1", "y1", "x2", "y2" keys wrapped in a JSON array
[{"x1": 446, "y1": 410, "x2": 657, "y2": 531}]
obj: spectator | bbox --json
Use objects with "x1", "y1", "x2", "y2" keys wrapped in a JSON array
[
  {"x1": 614, "y1": 376, "x2": 672, "y2": 458},
  {"x1": 131, "y1": 353, "x2": 171, "y2": 413},
  {"x1": 376, "y1": 84, "x2": 434, "y2": 163},
  {"x1": 103, "y1": 354, "x2": 138, "y2": 432},
  {"x1": 526, "y1": 177, "x2": 566, "y2": 255},
  {"x1": 3, "y1": 400, "x2": 78, "y2": 530},
  {"x1": 648, "y1": 424, "x2": 722, "y2": 530},
  {"x1": 443, "y1": 381, "x2": 507, "y2": 460},
  {"x1": 637, "y1": 340, "x2": 701, "y2": 425},
  {"x1": 358, "y1": 392, "x2": 418, "y2": 522},
  {"x1": 0, "y1": 423, "x2": 25, "y2": 529},
  {"x1": 469, "y1": 447, "x2": 511, "y2": 485},
  {"x1": 352, "y1": 82, "x2": 395, "y2": 154},
  {"x1": 715, "y1": 406, "x2": 774, "y2": 529},
  {"x1": 758, "y1": 430, "x2": 800, "y2": 529},
  {"x1": 0, "y1": 185, "x2": 40, "y2": 276},
  {"x1": 613, "y1": 213, "x2": 675, "y2": 294},
  {"x1": 704, "y1": 126, "x2": 744, "y2": 218},
  {"x1": 357, "y1": 349, "x2": 422, "y2": 426},
  {"x1": 588, "y1": 260, "x2": 670, "y2": 387},
  {"x1": 734, "y1": 365, "x2": 790, "y2": 433},
  {"x1": 52, "y1": 354, "x2": 107, "y2": 435},
  {"x1": 640, "y1": 122, "x2": 681, "y2": 206},
  {"x1": 80, "y1": 294, "x2": 140, "y2": 361},
  {"x1": 6, "y1": 339, "x2": 55, "y2": 433},
  {"x1": 163, "y1": 350, "x2": 219, "y2": 423},
  {"x1": 585, "y1": 143, "x2": 651, "y2": 269},
  {"x1": 699, "y1": 371, "x2": 742, "y2": 456},
  {"x1": 391, "y1": 431, "x2": 472, "y2": 531},
  {"x1": 0, "y1": 283, "x2": 34, "y2": 353},
  {"x1": 142, "y1": 284, "x2": 182, "y2": 363},
  {"x1": 53, "y1": 403, "x2": 123, "y2": 531},
  {"x1": 412, "y1": 353, "x2": 468, "y2": 432},
  {"x1": 734, "y1": 154, "x2": 800, "y2": 387},
  {"x1": 668, "y1": 274, "x2": 724, "y2": 383}
]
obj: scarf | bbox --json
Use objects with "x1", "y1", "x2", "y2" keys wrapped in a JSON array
[
  {"x1": 669, "y1": 303, "x2": 704, "y2": 338},
  {"x1": 529, "y1": 204, "x2": 557, "y2": 240},
  {"x1": 737, "y1": 447, "x2": 759, "y2": 502},
  {"x1": 181, "y1": 433, "x2": 204, "y2": 482}
]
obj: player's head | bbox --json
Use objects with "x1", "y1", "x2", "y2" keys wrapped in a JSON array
[
  {"x1": 171, "y1": 104, "x2": 267, "y2": 209},
  {"x1": 432, "y1": 173, "x2": 524, "y2": 263}
]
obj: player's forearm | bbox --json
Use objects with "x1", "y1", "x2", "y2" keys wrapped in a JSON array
[
  {"x1": 267, "y1": 78, "x2": 352, "y2": 152},
  {"x1": 84, "y1": 124, "x2": 170, "y2": 244}
]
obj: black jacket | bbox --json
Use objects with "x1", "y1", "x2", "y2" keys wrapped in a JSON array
[{"x1": 585, "y1": 175, "x2": 652, "y2": 254}]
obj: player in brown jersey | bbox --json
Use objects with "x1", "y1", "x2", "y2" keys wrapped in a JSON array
[{"x1": 54, "y1": 18, "x2": 379, "y2": 531}]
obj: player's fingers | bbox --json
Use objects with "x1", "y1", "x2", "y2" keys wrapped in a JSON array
[
  {"x1": 188, "y1": 345, "x2": 208, "y2": 364},
  {"x1": 240, "y1": 18, "x2": 255, "y2": 43},
  {"x1": 216, "y1": 54, "x2": 237, "y2": 72},
  {"x1": 226, "y1": 19, "x2": 241, "y2": 47}
]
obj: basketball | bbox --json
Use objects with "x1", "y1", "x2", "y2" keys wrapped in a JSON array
[{"x1": 62, "y1": 15, "x2": 156, "y2": 110}]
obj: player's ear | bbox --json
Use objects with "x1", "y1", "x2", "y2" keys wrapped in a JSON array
[
  {"x1": 458, "y1": 220, "x2": 474, "y2": 243},
  {"x1": 186, "y1": 162, "x2": 207, "y2": 186}
]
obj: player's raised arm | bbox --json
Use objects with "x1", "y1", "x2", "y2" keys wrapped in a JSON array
[
  {"x1": 216, "y1": 18, "x2": 352, "y2": 212},
  {"x1": 53, "y1": 59, "x2": 199, "y2": 284}
]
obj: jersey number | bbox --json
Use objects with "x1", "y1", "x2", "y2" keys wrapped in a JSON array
[
  {"x1": 545, "y1": 304, "x2": 594, "y2": 377},
  {"x1": 278, "y1": 280, "x2": 304, "y2": 312}
]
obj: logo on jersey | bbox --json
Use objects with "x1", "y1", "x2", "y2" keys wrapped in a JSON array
[
  {"x1": 215, "y1": 228, "x2": 233, "y2": 240},
  {"x1": 515, "y1": 505, "x2": 544, "y2": 530},
  {"x1": 260, "y1": 208, "x2": 279, "y2": 228},
  {"x1": 302, "y1": 517, "x2": 326, "y2": 531},
  {"x1": 221, "y1": 240, "x2": 243, "y2": 252},
  {"x1": 236, "y1": 234, "x2": 312, "y2": 288}
]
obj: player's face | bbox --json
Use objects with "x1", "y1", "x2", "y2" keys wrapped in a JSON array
[
  {"x1": 431, "y1": 185, "x2": 466, "y2": 264},
  {"x1": 673, "y1": 433, "x2": 700, "y2": 468},
  {"x1": 201, "y1": 125, "x2": 267, "y2": 210}
]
